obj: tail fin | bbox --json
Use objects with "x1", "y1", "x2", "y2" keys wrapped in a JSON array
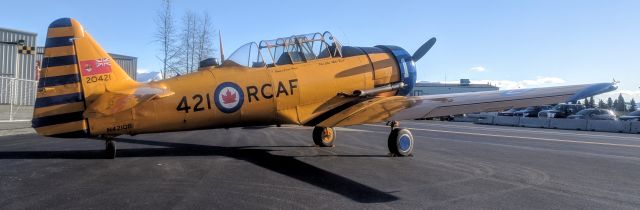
[{"x1": 32, "y1": 18, "x2": 137, "y2": 137}]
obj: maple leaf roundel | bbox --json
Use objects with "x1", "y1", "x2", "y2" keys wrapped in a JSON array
[{"x1": 214, "y1": 82, "x2": 244, "y2": 113}]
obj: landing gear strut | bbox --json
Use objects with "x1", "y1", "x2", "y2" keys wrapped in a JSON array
[
  {"x1": 312, "y1": 127, "x2": 336, "y2": 147},
  {"x1": 105, "y1": 139, "x2": 116, "y2": 159},
  {"x1": 387, "y1": 121, "x2": 414, "y2": 157}
]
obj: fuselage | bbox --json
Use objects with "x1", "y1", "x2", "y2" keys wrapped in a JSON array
[{"x1": 89, "y1": 48, "x2": 407, "y2": 136}]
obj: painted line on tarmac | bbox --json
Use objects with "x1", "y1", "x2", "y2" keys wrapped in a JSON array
[
  {"x1": 366, "y1": 124, "x2": 640, "y2": 149},
  {"x1": 403, "y1": 121, "x2": 640, "y2": 141},
  {"x1": 405, "y1": 121, "x2": 640, "y2": 140}
]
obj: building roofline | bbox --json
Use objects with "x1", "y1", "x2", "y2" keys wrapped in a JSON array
[
  {"x1": 108, "y1": 53, "x2": 137, "y2": 60},
  {"x1": 0, "y1": 27, "x2": 37, "y2": 36}
]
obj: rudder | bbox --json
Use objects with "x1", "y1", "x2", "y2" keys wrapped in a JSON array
[{"x1": 32, "y1": 18, "x2": 137, "y2": 137}]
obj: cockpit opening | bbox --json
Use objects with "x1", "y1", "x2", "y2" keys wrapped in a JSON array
[{"x1": 223, "y1": 31, "x2": 342, "y2": 68}]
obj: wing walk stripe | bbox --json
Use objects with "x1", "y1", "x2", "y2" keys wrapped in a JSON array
[
  {"x1": 38, "y1": 74, "x2": 80, "y2": 88},
  {"x1": 32, "y1": 111, "x2": 85, "y2": 128},
  {"x1": 42, "y1": 55, "x2": 77, "y2": 68},
  {"x1": 44, "y1": 36, "x2": 74, "y2": 48},
  {"x1": 34, "y1": 92, "x2": 84, "y2": 108}
]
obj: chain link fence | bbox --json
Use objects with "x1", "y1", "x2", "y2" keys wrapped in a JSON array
[{"x1": 0, "y1": 76, "x2": 37, "y2": 122}]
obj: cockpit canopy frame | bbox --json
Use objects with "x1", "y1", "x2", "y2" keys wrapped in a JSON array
[{"x1": 223, "y1": 31, "x2": 342, "y2": 68}]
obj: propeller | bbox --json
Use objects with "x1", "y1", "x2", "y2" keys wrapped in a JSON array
[{"x1": 412, "y1": 37, "x2": 437, "y2": 62}]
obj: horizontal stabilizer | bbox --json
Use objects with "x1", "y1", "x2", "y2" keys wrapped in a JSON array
[{"x1": 83, "y1": 86, "x2": 174, "y2": 118}]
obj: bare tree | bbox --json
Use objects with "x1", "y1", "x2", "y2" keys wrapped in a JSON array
[
  {"x1": 178, "y1": 11, "x2": 216, "y2": 74},
  {"x1": 196, "y1": 12, "x2": 215, "y2": 66},
  {"x1": 180, "y1": 11, "x2": 198, "y2": 74},
  {"x1": 154, "y1": 0, "x2": 180, "y2": 79}
]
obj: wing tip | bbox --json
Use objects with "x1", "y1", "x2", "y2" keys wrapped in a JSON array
[{"x1": 568, "y1": 82, "x2": 618, "y2": 102}]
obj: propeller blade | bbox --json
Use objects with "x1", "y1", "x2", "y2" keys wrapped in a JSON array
[{"x1": 412, "y1": 37, "x2": 437, "y2": 62}]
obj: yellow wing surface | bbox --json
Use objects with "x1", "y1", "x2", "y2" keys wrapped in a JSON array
[{"x1": 316, "y1": 83, "x2": 617, "y2": 127}]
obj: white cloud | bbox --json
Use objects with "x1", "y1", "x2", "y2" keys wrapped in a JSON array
[
  {"x1": 469, "y1": 66, "x2": 486, "y2": 72},
  {"x1": 137, "y1": 68, "x2": 152, "y2": 73},
  {"x1": 471, "y1": 76, "x2": 566, "y2": 90},
  {"x1": 137, "y1": 71, "x2": 163, "y2": 82}
]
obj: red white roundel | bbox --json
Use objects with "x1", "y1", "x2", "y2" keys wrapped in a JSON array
[{"x1": 214, "y1": 82, "x2": 244, "y2": 113}]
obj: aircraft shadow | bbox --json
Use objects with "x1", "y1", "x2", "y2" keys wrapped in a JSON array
[{"x1": 0, "y1": 137, "x2": 398, "y2": 203}]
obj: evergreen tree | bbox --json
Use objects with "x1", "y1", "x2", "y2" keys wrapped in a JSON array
[
  {"x1": 589, "y1": 96, "x2": 595, "y2": 108},
  {"x1": 617, "y1": 93, "x2": 627, "y2": 112},
  {"x1": 598, "y1": 99, "x2": 606, "y2": 108},
  {"x1": 607, "y1": 97, "x2": 613, "y2": 109},
  {"x1": 582, "y1": 98, "x2": 587, "y2": 106},
  {"x1": 631, "y1": 98, "x2": 637, "y2": 112}
]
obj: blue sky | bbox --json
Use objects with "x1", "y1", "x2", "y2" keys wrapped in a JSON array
[{"x1": 1, "y1": 0, "x2": 638, "y2": 99}]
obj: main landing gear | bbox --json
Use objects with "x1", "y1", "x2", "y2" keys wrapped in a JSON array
[
  {"x1": 312, "y1": 122, "x2": 414, "y2": 157},
  {"x1": 387, "y1": 121, "x2": 414, "y2": 157},
  {"x1": 313, "y1": 127, "x2": 336, "y2": 147}
]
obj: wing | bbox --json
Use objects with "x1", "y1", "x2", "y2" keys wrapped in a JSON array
[
  {"x1": 316, "y1": 83, "x2": 616, "y2": 127},
  {"x1": 83, "y1": 86, "x2": 174, "y2": 118}
]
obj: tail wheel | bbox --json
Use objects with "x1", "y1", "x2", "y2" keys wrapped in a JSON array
[
  {"x1": 388, "y1": 128, "x2": 414, "y2": 156},
  {"x1": 313, "y1": 127, "x2": 336, "y2": 147},
  {"x1": 105, "y1": 140, "x2": 116, "y2": 159}
]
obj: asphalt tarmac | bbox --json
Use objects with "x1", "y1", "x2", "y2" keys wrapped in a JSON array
[{"x1": 1, "y1": 121, "x2": 640, "y2": 209}]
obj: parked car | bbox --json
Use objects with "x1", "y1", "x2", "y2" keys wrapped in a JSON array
[
  {"x1": 619, "y1": 110, "x2": 640, "y2": 121},
  {"x1": 498, "y1": 108, "x2": 525, "y2": 116},
  {"x1": 567, "y1": 108, "x2": 617, "y2": 120},
  {"x1": 514, "y1": 106, "x2": 553, "y2": 117},
  {"x1": 538, "y1": 104, "x2": 585, "y2": 118}
]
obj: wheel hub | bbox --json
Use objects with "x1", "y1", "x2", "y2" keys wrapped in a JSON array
[
  {"x1": 322, "y1": 128, "x2": 334, "y2": 143},
  {"x1": 399, "y1": 134, "x2": 411, "y2": 152}
]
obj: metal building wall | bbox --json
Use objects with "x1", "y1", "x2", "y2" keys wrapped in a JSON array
[
  {"x1": 1, "y1": 28, "x2": 37, "y2": 80},
  {"x1": 108, "y1": 53, "x2": 137, "y2": 80},
  {"x1": 0, "y1": 28, "x2": 38, "y2": 105}
]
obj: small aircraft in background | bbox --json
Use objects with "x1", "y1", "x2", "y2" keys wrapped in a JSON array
[{"x1": 33, "y1": 18, "x2": 617, "y2": 158}]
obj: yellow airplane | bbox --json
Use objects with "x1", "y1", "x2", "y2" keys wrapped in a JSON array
[{"x1": 33, "y1": 18, "x2": 617, "y2": 158}]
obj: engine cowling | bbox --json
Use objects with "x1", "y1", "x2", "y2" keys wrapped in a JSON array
[{"x1": 375, "y1": 45, "x2": 417, "y2": 96}]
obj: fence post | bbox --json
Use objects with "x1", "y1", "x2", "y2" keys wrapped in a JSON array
[{"x1": 9, "y1": 79, "x2": 14, "y2": 121}]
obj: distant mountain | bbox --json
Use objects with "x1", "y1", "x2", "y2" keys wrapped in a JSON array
[
  {"x1": 137, "y1": 71, "x2": 162, "y2": 82},
  {"x1": 596, "y1": 90, "x2": 640, "y2": 102}
]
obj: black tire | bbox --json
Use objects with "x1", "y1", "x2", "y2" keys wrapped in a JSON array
[
  {"x1": 388, "y1": 128, "x2": 413, "y2": 156},
  {"x1": 312, "y1": 127, "x2": 335, "y2": 147},
  {"x1": 105, "y1": 140, "x2": 116, "y2": 159}
]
